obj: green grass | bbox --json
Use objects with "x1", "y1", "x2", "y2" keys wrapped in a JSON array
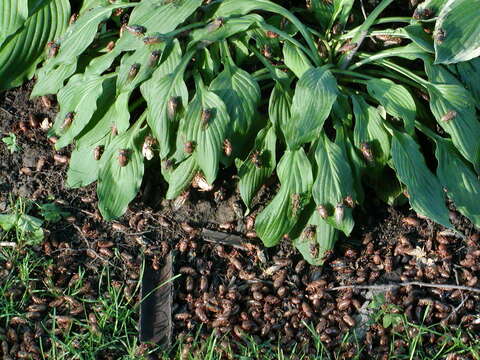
[{"x1": 1, "y1": 198, "x2": 479, "y2": 359}]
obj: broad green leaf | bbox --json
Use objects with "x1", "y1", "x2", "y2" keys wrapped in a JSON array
[
  {"x1": 455, "y1": 58, "x2": 480, "y2": 107},
  {"x1": 425, "y1": 62, "x2": 480, "y2": 170},
  {"x1": 293, "y1": 208, "x2": 338, "y2": 266},
  {"x1": 32, "y1": 4, "x2": 127, "y2": 96},
  {"x1": 404, "y1": 24, "x2": 434, "y2": 53},
  {"x1": 313, "y1": 134, "x2": 355, "y2": 235},
  {"x1": 366, "y1": 78, "x2": 416, "y2": 134},
  {"x1": 189, "y1": 14, "x2": 261, "y2": 46},
  {"x1": 141, "y1": 46, "x2": 190, "y2": 159},
  {"x1": 256, "y1": 148, "x2": 313, "y2": 247},
  {"x1": 391, "y1": 131, "x2": 451, "y2": 228},
  {"x1": 435, "y1": 139, "x2": 480, "y2": 228},
  {"x1": 53, "y1": 74, "x2": 112, "y2": 149},
  {"x1": 116, "y1": 0, "x2": 202, "y2": 52},
  {"x1": 238, "y1": 126, "x2": 277, "y2": 209},
  {"x1": 268, "y1": 80, "x2": 292, "y2": 139},
  {"x1": 0, "y1": 0, "x2": 29, "y2": 47},
  {"x1": 97, "y1": 122, "x2": 147, "y2": 220},
  {"x1": 0, "y1": 0, "x2": 70, "y2": 92},
  {"x1": 177, "y1": 82, "x2": 230, "y2": 184},
  {"x1": 283, "y1": 41, "x2": 312, "y2": 78},
  {"x1": 210, "y1": 57, "x2": 261, "y2": 160},
  {"x1": 285, "y1": 66, "x2": 338, "y2": 149},
  {"x1": 352, "y1": 95, "x2": 391, "y2": 165},
  {"x1": 166, "y1": 156, "x2": 198, "y2": 200},
  {"x1": 434, "y1": 0, "x2": 480, "y2": 64}
]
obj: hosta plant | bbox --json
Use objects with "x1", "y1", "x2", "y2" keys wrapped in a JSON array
[{"x1": 32, "y1": 0, "x2": 480, "y2": 264}]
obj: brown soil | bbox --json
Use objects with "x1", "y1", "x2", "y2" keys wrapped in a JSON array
[{"x1": 1, "y1": 81, "x2": 480, "y2": 359}]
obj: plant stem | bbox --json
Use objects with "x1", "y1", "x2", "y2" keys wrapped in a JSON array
[
  {"x1": 414, "y1": 121, "x2": 442, "y2": 141},
  {"x1": 331, "y1": 69, "x2": 374, "y2": 81}
]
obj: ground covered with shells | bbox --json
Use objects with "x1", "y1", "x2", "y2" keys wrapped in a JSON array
[{"x1": 1, "y1": 82, "x2": 480, "y2": 359}]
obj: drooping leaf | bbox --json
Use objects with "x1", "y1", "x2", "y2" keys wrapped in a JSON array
[
  {"x1": 352, "y1": 95, "x2": 391, "y2": 166},
  {"x1": 285, "y1": 66, "x2": 338, "y2": 149},
  {"x1": 141, "y1": 45, "x2": 190, "y2": 159},
  {"x1": 0, "y1": 0, "x2": 70, "y2": 92},
  {"x1": 53, "y1": 74, "x2": 113, "y2": 148},
  {"x1": 331, "y1": 0, "x2": 355, "y2": 28},
  {"x1": 312, "y1": 134, "x2": 355, "y2": 235},
  {"x1": 80, "y1": 0, "x2": 108, "y2": 14},
  {"x1": 177, "y1": 80, "x2": 230, "y2": 184},
  {"x1": 435, "y1": 139, "x2": 480, "y2": 228},
  {"x1": 366, "y1": 78, "x2": 416, "y2": 134},
  {"x1": 209, "y1": 55, "x2": 261, "y2": 160},
  {"x1": 238, "y1": 126, "x2": 277, "y2": 209},
  {"x1": 166, "y1": 156, "x2": 198, "y2": 200},
  {"x1": 391, "y1": 131, "x2": 451, "y2": 228},
  {"x1": 256, "y1": 148, "x2": 313, "y2": 247},
  {"x1": 434, "y1": 0, "x2": 480, "y2": 64},
  {"x1": 283, "y1": 41, "x2": 312, "y2": 78},
  {"x1": 97, "y1": 122, "x2": 147, "y2": 220},
  {"x1": 425, "y1": 62, "x2": 480, "y2": 170}
]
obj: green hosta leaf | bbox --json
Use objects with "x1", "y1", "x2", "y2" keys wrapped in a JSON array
[
  {"x1": 366, "y1": 78, "x2": 416, "y2": 134},
  {"x1": 116, "y1": 0, "x2": 202, "y2": 52},
  {"x1": 391, "y1": 131, "x2": 451, "y2": 228},
  {"x1": 189, "y1": 14, "x2": 261, "y2": 46},
  {"x1": 256, "y1": 148, "x2": 313, "y2": 247},
  {"x1": 141, "y1": 45, "x2": 190, "y2": 159},
  {"x1": 166, "y1": 156, "x2": 198, "y2": 200},
  {"x1": 268, "y1": 80, "x2": 292, "y2": 139},
  {"x1": 313, "y1": 134, "x2": 355, "y2": 235},
  {"x1": 455, "y1": 58, "x2": 480, "y2": 107},
  {"x1": 425, "y1": 62, "x2": 480, "y2": 170},
  {"x1": 177, "y1": 81, "x2": 230, "y2": 184},
  {"x1": 209, "y1": 57, "x2": 261, "y2": 160},
  {"x1": 352, "y1": 95, "x2": 391, "y2": 166},
  {"x1": 31, "y1": 4, "x2": 128, "y2": 96},
  {"x1": 435, "y1": 139, "x2": 480, "y2": 228},
  {"x1": 97, "y1": 122, "x2": 147, "y2": 220},
  {"x1": 293, "y1": 208, "x2": 338, "y2": 266},
  {"x1": 285, "y1": 66, "x2": 338, "y2": 149},
  {"x1": 434, "y1": 0, "x2": 480, "y2": 64},
  {"x1": 53, "y1": 74, "x2": 111, "y2": 148},
  {"x1": 67, "y1": 144, "x2": 101, "y2": 188},
  {"x1": 283, "y1": 41, "x2": 312, "y2": 78},
  {"x1": 80, "y1": 0, "x2": 108, "y2": 14},
  {"x1": 238, "y1": 126, "x2": 277, "y2": 209},
  {"x1": 0, "y1": 0, "x2": 69, "y2": 92},
  {"x1": 404, "y1": 24, "x2": 434, "y2": 53},
  {"x1": 0, "y1": 0, "x2": 29, "y2": 46},
  {"x1": 307, "y1": 0, "x2": 333, "y2": 30}
]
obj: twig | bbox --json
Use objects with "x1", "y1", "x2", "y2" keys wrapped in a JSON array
[
  {"x1": 328, "y1": 281, "x2": 480, "y2": 294},
  {"x1": 0, "y1": 241, "x2": 16, "y2": 247}
]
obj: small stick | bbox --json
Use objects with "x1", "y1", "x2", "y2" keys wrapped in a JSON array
[
  {"x1": 0, "y1": 241, "x2": 16, "y2": 247},
  {"x1": 328, "y1": 281, "x2": 480, "y2": 294}
]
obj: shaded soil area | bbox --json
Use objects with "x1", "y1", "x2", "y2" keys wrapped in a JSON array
[{"x1": 1, "y1": 82, "x2": 480, "y2": 359}]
